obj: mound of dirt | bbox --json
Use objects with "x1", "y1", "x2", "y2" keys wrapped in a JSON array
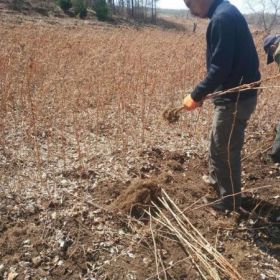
[{"x1": 108, "y1": 179, "x2": 162, "y2": 218}]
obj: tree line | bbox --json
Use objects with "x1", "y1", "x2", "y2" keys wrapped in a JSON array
[{"x1": 59, "y1": 0, "x2": 159, "y2": 21}]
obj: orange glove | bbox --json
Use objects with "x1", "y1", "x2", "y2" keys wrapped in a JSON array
[{"x1": 183, "y1": 95, "x2": 201, "y2": 111}]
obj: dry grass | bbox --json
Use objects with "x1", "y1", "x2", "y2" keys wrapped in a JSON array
[
  {"x1": 0, "y1": 22, "x2": 206, "y2": 172},
  {"x1": 0, "y1": 18, "x2": 280, "y2": 280},
  {"x1": 1, "y1": 22, "x2": 278, "y2": 176},
  {"x1": 0, "y1": 20, "x2": 279, "y2": 204}
]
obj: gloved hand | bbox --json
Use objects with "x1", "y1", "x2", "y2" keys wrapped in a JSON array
[{"x1": 183, "y1": 95, "x2": 202, "y2": 111}]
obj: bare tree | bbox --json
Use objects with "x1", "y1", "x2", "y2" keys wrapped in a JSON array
[
  {"x1": 107, "y1": 0, "x2": 159, "y2": 22},
  {"x1": 246, "y1": 0, "x2": 280, "y2": 32}
]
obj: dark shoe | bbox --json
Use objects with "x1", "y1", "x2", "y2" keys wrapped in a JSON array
[
  {"x1": 204, "y1": 197, "x2": 231, "y2": 214},
  {"x1": 234, "y1": 206, "x2": 250, "y2": 221},
  {"x1": 270, "y1": 154, "x2": 280, "y2": 164},
  {"x1": 207, "y1": 197, "x2": 247, "y2": 213},
  {"x1": 236, "y1": 206, "x2": 249, "y2": 215},
  {"x1": 211, "y1": 201, "x2": 232, "y2": 214},
  {"x1": 212, "y1": 202, "x2": 250, "y2": 218}
]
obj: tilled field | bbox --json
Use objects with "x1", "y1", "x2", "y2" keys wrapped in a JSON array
[{"x1": 0, "y1": 13, "x2": 280, "y2": 280}]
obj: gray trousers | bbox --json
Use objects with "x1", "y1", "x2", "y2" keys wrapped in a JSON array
[
  {"x1": 209, "y1": 96, "x2": 257, "y2": 211},
  {"x1": 271, "y1": 122, "x2": 280, "y2": 163}
]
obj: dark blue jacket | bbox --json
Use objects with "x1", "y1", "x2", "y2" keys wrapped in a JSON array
[{"x1": 191, "y1": 0, "x2": 260, "y2": 104}]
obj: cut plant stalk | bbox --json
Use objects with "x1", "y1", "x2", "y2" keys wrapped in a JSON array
[{"x1": 147, "y1": 189, "x2": 244, "y2": 280}]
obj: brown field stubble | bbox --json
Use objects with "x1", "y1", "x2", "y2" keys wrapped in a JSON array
[{"x1": 0, "y1": 20, "x2": 280, "y2": 280}]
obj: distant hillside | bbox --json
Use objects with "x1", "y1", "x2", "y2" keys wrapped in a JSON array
[
  {"x1": 1, "y1": 0, "x2": 279, "y2": 33},
  {"x1": 0, "y1": 1, "x2": 190, "y2": 19}
]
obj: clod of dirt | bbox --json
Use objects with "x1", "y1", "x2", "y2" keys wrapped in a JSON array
[
  {"x1": 108, "y1": 179, "x2": 162, "y2": 218},
  {"x1": 167, "y1": 160, "x2": 184, "y2": 172},
  {"x1": 163, "y1": 107, "x2": 181, "y2": 124}
]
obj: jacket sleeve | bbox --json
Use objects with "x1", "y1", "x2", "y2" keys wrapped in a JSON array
[{"x1": 191, "y1": 15, "x2": 236, "y2": 102}]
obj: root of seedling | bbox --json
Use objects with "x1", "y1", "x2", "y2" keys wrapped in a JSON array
[{"x1": 163, "y1": 107, "x2": 184, "y2": 124}]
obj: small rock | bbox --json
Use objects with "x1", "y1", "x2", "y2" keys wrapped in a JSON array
[
  {"x1": 61, "y1": 179, "x2": 68, "y2": 186},
  {"x1": 32, "y1": 256, "x2": 42, "y2": 267},
  {"x1": 143, "y1": 257, "x2": 152, "y2": 266},
  {"x1": 127, "y1": 252, "x2": 135, "y2": 258},
  {"x1": 24, "y1": 275, "x2": 32, "y2": 280},
  {"x1": 127, "y1": 272, "x2": 136, "y2": 280},
  {"x1": 53, "y1": 256, "x2": 60, "y2": 264},
  {"x1": 51, "y1": 212, "x2": 57, "y2": 219},
  {"x1": 217, "y1": 242, "x2": 225, "y2": 253},
  {"x1": 8, "y1": 271, "x2": 18, "y2": 280},
  {"x1": 249, "y1": 219, "x2": 256, "y2": 225},
  {"x1": 22, "y1": 239, "x2": 31, "y2": 245}
]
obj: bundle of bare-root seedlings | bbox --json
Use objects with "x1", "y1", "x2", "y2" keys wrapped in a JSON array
[
  {"x1": 163, "y1": 73, "x2": 280, "y2": 124},
  {"x1": 147, "y1": 189, "x2": 244, "y2": 280}
]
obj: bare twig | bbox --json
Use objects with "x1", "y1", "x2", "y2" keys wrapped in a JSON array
[
  {"x1": 149, "y1": 208, "x2": 161, "y2": 280},
  {"x1": 146, "y1": 189, "x2": 244, "y2": 280},
  {"x1": 163, "y1": 74, "x2": 280, "y2": 124}
]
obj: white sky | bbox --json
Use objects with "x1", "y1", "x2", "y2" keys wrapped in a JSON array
[{"x1": 158, "y1": 0, "x2": 245, "y2": 12}]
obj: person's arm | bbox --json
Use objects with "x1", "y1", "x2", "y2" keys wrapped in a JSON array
[{"x1": 191, "y1": 15, "x2": 236, "y2": 102}]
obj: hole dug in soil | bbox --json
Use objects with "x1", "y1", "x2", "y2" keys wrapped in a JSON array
[{"x1": 108, "y1": 178, "x2": 162, "y2": 219}]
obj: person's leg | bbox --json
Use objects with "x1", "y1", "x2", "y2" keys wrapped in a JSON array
[
  {"x1": 209, "y1": 96, "x2": 257, "y2": 211},
  {"x1": 209, "y1": 105, "x2": 241, "y2": 210},
  {"x1": 271, "y1": 122, "x2": 280, "y2": 163},
  {"x1": 203, "y1": 150, "x2": 219, "y2": 194}
]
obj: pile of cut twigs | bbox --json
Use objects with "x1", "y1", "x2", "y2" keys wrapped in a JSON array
[{"x1": 147, "y1": 189, "x2": 244, "y2": 280}]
